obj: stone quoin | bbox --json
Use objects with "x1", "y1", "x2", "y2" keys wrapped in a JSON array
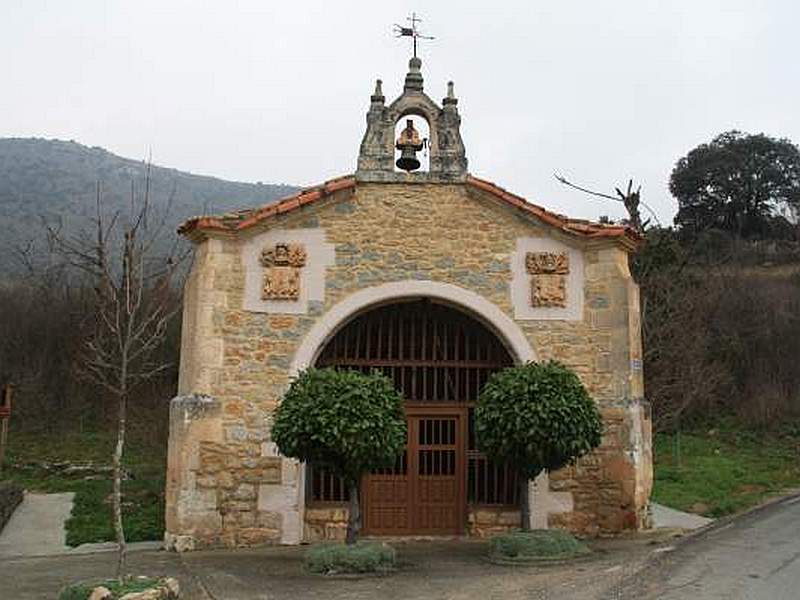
[{"x1": 164, "y1": 55, "x2": 652, "y2": 551}]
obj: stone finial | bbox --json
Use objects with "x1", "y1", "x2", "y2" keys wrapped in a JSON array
[
  {"x1": 371, "y1": 79, "x2": 385, "y2": 104},
  {"x1": 443, "y1": 81, "x2": 457, "y2": 106},
  {"x1": 404, "y1": 57, "x2": 424, "y2": 92}
]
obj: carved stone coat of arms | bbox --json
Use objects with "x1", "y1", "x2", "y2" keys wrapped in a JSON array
[
  {"x1": 260, "y1": 243, "x2": 307, "y2": 301},
  {"x1": 525, "y1": 252, "x2": 570, "y2": 308}
]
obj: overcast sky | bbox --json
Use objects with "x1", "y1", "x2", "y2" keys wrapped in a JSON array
[{"x1": 3, "y1": 1, "x2": 799, "y2": 223}]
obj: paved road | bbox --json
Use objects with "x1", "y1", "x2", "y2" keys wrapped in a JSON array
[{"x1": 613, "y1": 494, "x2": 800, "y2": 599}]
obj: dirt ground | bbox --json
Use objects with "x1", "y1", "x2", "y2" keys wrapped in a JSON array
[{"x1": 0, "y1": 533, "x2": 683, "y2": 600}]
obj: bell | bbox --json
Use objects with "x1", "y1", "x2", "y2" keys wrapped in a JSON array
[
  {"x1": 396, "y1": 146, "x2": 421, "y2": 172},
  {"x1": 395, "y1": 118, "x2": 424, "y2": 172}
]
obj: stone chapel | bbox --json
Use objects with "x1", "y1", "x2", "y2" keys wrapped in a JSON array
[{"x1": 165, "y1": 56, "x2": 653, "y2": 551}]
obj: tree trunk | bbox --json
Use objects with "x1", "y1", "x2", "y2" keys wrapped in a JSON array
[
  {"x1": 519, "y1": 477, "x2": 531, "y2": 532},
  {"x1": 113, "y1": 391, "x2": 128, "y2": 582},
  {"x1": 345, "y1": 480, "x2": 361, "y2": 546}
]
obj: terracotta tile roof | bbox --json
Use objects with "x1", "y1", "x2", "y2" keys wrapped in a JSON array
[
  {"x1": 466, "y1": 175, "x2": 642, "y2": 248},
  {"x1": 177, "y1": 175, "x2": 357, "y2": 238},
  {"x1": 178, "y1": 173, "x2": 641, "y2": 250}
]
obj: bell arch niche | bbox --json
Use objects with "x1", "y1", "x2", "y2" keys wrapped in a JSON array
[{"x1": 394, "y1": 114, "x2": 430, "y2": 173}]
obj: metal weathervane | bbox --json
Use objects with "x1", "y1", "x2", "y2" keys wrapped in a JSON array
[{"x1": 394, "y1": 12, "x2": 434, "y2": 58}]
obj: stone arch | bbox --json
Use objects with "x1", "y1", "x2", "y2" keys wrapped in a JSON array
[
  {"x1": 386, "y1": 95, "x2": 442, "y2": 169},
  {"x1": 289, "y1": 280, "x2": 536, "y2": 377}
]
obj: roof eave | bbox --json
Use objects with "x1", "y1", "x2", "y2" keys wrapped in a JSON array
[
  {"x1": 466, "y1": 175, "x2": 643, "y2": 252},
  {"x1": 177, "y1": 175, "x2": 357, "y2": 240}
]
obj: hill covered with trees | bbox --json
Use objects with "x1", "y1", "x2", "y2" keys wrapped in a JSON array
[{"x1": 0, "y1": 138, "x2": 298, "y2": 274}]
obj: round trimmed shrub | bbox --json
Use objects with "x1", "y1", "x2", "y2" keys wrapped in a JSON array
[
  {"x1": 475, "y1": 360, "x2": 603, "y2": 529},
  {"x1": 271, "y1": 368, "x2": 406, "y2": 544}
]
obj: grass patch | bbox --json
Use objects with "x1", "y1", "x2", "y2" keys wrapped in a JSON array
[
  {"x1": 58, "y1": 577, "x2": 159, "y2": 600},
  {"x1": 488, "y1": 529, "x2": 589, "y2": 563},
  {"x1": 1, "y1": 428, "x2": 166, "y2": 546},
  {"x1": 305, "y1": 542, "x2": 396, "y2": 575},
  {"x1": 653, "y1": 422, "x2": 800, "y2": 517}
]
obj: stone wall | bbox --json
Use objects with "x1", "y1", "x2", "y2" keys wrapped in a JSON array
[
  {"x1": 467, "y1": 507, "x2": 522, "y2": 538},
  {"x1": 304, "y1": 506, "x2": 349, "y2": 542},
  {"x1": 166, "y1": 181, "x2": 651, "y2": 549},
  {"x1": 301, "y1": 506, "x2": 523, "y2": 542}
]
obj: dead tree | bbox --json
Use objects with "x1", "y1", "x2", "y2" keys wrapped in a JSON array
[
  {"x1": 553, "y1": 173, "x2": 660, "y2": 233},
  {"x1": 48, "y1": 173, "x2": 186, "y2": 582}
]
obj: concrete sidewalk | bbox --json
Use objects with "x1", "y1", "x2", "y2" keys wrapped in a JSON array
[
  {"x1": 650, "y1": 502, "x2": 713, "y2": 530},
  {"x1": 0, "y1": 492, "x2": 74, "y2": 558}
]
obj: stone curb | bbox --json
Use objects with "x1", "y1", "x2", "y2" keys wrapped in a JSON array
[{"x1": 485, "y1": 549, "x2": 595, "y2": 567}]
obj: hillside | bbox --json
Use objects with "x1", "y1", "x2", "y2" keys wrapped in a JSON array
[{"x1": 0, "y1": 138, "x2": 299, "y2": 274}]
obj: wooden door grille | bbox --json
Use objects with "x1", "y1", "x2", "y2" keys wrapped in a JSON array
[{"x1": 309, "y1": 300, "x2": 519, "y2": 522}]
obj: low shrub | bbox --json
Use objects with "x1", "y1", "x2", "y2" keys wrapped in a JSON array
[
  {"x1": 488, "y1": 529, "x2": 590, "y2": 563},
  {"x1": 305, "y1": 542, "x2": 396, "y2": 575}
]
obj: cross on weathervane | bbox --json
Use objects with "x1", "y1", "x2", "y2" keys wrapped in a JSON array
[{"x1": 393, "y1": 12, "x2": 434, "y2": 58}]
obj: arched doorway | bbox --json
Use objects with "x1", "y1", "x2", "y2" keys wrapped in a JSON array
[{"x1": 309, "y1": 298, "x2": 519, "y2": 535}]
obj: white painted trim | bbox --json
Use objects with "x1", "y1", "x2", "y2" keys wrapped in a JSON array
[
  {"x1": 285, "y1": 280, "x2": 560, "y2": 541},
  {"x1": 511, "y1": 237, "x2": 585, "y2": 321},
  {"x1": 242, "y1": 228, "x2": 335, "y2": 315}
]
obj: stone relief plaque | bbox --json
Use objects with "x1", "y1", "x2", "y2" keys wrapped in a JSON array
[
  {"x1": 526, "y1": 252, "x2": 569, "y2": 308},
  {"x1": 525, "y1": 252, "x2": 569, "y2": 275},
  {"x1": 530, "y1": 275, "x2": 567, "y2": 308},
  {"x1": 260, "y1": 243, "x2": 307, "y2": 300}
]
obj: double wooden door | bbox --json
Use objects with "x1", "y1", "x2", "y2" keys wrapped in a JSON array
[{"x1": 362, "y1": 408, "x2": 466, "y2": 535}]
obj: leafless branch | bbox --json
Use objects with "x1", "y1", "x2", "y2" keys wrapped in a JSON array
[{"x1": 553, "y1": 172, "x2": 662, "y2": 230}]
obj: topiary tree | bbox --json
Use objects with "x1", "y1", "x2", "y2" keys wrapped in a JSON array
[
  {"x1": 271, "y1": 368, "x2": 406, "y2": 545},
  {"x1": 475, "y1": 361, "x2": 603, "y2": 531}
]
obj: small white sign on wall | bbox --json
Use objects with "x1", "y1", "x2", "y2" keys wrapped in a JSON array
[
  {"x1": 511, "y1": 237, "x2": 584, "y2": 321},
  {"x1": 242, "y1": 228, "x2": 335, "y2": 314}
]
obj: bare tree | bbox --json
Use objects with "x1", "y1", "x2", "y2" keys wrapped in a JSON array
[
  {"x1": 553, "y1": 173, "x2": 660, "y2": 232},
  {"x1": 47, "y1": 173, "x2": 186, "y2": 582}
]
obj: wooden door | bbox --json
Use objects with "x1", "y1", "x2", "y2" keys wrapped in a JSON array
[{"x1": 363, "y1": 409, "x2": 465, "y2": 535}]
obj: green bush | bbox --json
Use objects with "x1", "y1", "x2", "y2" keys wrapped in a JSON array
[
  {"x1": 476, "y1": 361, "x2": 603, "y2": 479},
  {"x1": 305, "y1": 541, "x2": 397, "y2": 574},
  {"x1": 489, "y1": 530, "x2": 589, "y2": 562},
  {"x1": 475, "y1": 361, "x2": 603, "y2": 529},
  {"x1": 272, "y1": 368, "x2": 406, "y2": 483},
  {"x1": 58, "y1": 577, "x2": 159, "y2": 600},
  {"x1": 271, "y1": 368, "x2": 406, "y2": 543}
]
